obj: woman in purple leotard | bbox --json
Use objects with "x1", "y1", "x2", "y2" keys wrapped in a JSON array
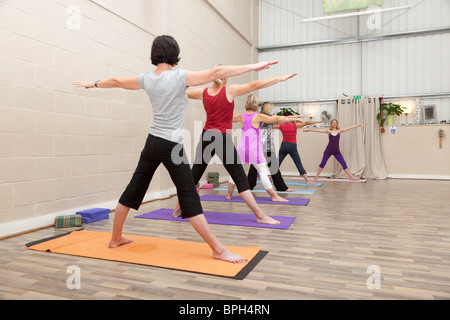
[{"x1": 303, "y1": 119, "x2": 367, "y2": 180}]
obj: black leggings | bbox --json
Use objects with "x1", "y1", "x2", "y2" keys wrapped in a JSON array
[
  {"x1": 191, "y1": 130, "x2": 250, "y2": 193},
  {"x1": 247, "y1": 151, "x2": 289, "y2": 191},
  {"x1": 119, "y1": 134, "x2": 202, "y2": 219},
  {"x1": 279, "y1": 142, "x2": 307, "y2": 176}
]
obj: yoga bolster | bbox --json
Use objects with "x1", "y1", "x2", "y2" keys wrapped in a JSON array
[{"x1": 54, "y1": 215, "x2": 83, "y2": 229}]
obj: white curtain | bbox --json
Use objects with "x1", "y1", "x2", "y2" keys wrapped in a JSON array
[{"x1": 333, "y1": 96, "x2": 387, "y2": 180}]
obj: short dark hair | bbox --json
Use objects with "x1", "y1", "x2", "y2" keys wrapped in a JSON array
[
  {"x1": 151, "y1": 35, "x2": 181, "y2": 66},
  {"x1": 283, "y1": 111, "x2": 293, "y2": 116}
]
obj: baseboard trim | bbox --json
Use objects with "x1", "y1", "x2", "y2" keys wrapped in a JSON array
[
  {"x1": 387, "y1": 174, "x2": 450, "y2": 180},
  {"x1": 282, "y1": 171, "x2": 450, "y2": 181}
]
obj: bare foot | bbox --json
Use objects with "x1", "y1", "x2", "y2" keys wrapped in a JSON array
[
  {"x1": 313, "y1": 177, "x2": 319, "y2": 181},
  {"x1": 257, "y1": 215, "x2": 281, "y2": 225},
  {"x1": 286, "y1": 188, "x2": 295, "y2": 192},
  {"x1": 271, "y1": 195, "x2": 289, "y2": 203},
  {"x1": 350, "y1": 177, "x2": 359, "y2": 181},
  {"x1": 109, "y1": 237, "x2": 134, "y2": 249},
  {"x1": 306, "y1": 180, "x2": 318, "y2": 185},
  {"x1": 225, "y1": 196, "x2": 232, "y2": 200},
  {"x1": 213, "y1": 247, "x2": 248, "y2": 264},
  {"x1": 172, "y1": 208, "x2": 182, "y2": 218}
]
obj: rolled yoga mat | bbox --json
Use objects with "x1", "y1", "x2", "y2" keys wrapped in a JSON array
[
  {"x1": 200, "y1": 194, "x2": 310, "y2": 206},
  {"x1": 214, "y1": 186, "x2": 316, "y2": 195},
  {"x1": 136, "y1": 208, "x2": 296, "y2": 230},
  {"x1": 26, "y1": 230, "x2": 267, "y2": 280}
]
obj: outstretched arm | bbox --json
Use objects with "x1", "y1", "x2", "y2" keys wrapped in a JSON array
[
  {"x1": 186, "y1": 88, "x2": 204, "y2": 100},
  {"x1": 185, "y1": 61, "x2": 279, "y2": 87},
  {"x1": 73, "y1": 61, "x2": 279, "y2": 90},
  {"x1": 340, "y1": 124, "x2": 367, "y2": 133},
  {"x1": 257, "y1": 114, "x2": 303, "y2": 125},
  {"x1": 296, "y1": 120, "x2": 325, "y2": 129},
  {"x1": 232, "y1": 114, "x2": 244, "y2": 124},
  {"x1": 226, "y1": 73, "x2": 298, "y2": 101},
  {"x1": 273, "y1": 115, "x2": 309, "y2": 129},
  {"x1": 73, "y1": 77, "x2": 141, "y2": 90},
  {"x1": 303, "y1": 128, "x2": 329, "y2": 133}
]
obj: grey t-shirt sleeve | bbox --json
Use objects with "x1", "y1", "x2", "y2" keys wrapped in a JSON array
[
  {"x1": 175, "y1": 69, "x2": 189, "y2": 90},
  {"x1": 138, "y1": 72, "x2": 149, "y2": 90}
]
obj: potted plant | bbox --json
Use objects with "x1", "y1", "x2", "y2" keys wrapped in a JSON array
[{"x1": 377, "y1": 103, "x2": 406, "y2": 127}]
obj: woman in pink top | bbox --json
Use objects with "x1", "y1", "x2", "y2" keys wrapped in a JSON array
[{"x1": 227, "y1": 95, "x2": 303, "y2": 201}]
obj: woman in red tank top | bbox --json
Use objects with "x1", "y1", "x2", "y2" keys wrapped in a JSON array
[
  {"x1": 275, "y1": 111, "x2": 324, "y2": 184},
  {"x1": 172, "y1": 71, "x2": 297, "y2": 226}
]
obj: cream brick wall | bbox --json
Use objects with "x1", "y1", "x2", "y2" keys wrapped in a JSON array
[
  {"x1": 166, "y1": 0, "x2": 259, "y2": 191},
  {"x1": 0, "y1": 0, "x2": 259, "y2": 237}
]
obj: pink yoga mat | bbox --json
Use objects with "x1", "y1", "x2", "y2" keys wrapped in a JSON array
[{"x1": 292, "y1": 177, "x2": 366, "y2": 183}]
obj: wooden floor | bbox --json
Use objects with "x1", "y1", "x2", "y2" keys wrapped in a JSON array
[{"x1": 1, "y1": 178, "x2": 450, "y2": 300}]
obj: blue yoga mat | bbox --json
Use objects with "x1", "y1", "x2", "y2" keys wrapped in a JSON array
[
  {"x1": 214, "y1": 187, "x2": 315, "y2": 195},
  {"x1": 200, "y1": 194, "x2": 310, "y2": 206},
  {"x1": 257, "y1": 180, "x2": 323, "y2": 187}
]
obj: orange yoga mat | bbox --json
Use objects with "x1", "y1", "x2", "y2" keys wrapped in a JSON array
[{"x1": 27, "y1": 230, "x2": 267, "y2": 280}]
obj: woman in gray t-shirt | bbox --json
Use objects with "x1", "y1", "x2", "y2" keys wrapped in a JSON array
[{"x1": 73, "y1": 35, "x2": 278, "y2": 264}]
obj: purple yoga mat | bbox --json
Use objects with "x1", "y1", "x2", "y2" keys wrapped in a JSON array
[
  {"x1": 135, "y1": 208, "x2": 296, "y2": 230},
  {"x1": 199, "y1": 194, "x2": 310, "y2": 206}
]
